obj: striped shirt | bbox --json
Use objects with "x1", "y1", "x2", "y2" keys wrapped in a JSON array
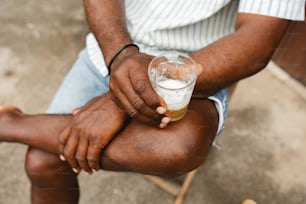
[{"x1": 86, "y1": 0, "x2": 305, "y2": 77}]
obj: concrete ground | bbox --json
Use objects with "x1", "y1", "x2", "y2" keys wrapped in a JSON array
[{"x1": 0, "y1": 0, "x2": 306, "y2": 203}]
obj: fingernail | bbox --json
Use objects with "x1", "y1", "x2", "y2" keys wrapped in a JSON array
[
  {"x1": 72, "y1": 168, "x2": 79, "y2": 173},
  {"x1": 156, "y1": 106, "x2": 166, "y2": 114},
  {"x1": 59, "y1": 154, "x2": 66, "y2": 161},
  {"x1": 72, "y1": 108, "x2": 80, "y2": 115},
  {"x1": 161, "y1": 117, "x2": 171, "y2": 124},
  {"x1": 159, "y1": 123, "x2": 167, "y2": 128}
]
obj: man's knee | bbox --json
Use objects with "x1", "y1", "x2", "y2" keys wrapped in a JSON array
[
  {"x1": 154, "y1": 110, "x2": 218, "y2": 176},
  {"x1": 25, "y1": 148, "x2": 75, "y2": 187},
  {"x1": 164, "y1": 132, "x2": 213, "y2": 175}
]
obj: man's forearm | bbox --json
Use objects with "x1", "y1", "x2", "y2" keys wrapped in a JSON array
[
  {"x1": 191, "y1": 13, "x2": 290, "y2": 97},
  {"x1": 84, "y1": 0, "x2": 133, "y2": 65}
]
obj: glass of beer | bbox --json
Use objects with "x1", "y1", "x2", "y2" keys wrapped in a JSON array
[{"x1": 148, "y1": 53, "x2": 198, "y2": 121}]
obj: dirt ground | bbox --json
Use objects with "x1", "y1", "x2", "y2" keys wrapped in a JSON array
[{"x1": 1, "y1": 1, "x2": 306, "y2": 203}]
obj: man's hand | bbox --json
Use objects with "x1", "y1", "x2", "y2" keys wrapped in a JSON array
[
  {"x1": 109, "y1": 51, "x2": 168, "y2": 125},
  {"x1": 58, "y1": 93, "x2": 126, "y2": 174}
]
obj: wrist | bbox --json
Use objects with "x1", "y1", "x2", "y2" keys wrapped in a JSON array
[
  {"x1": 104, "y1": 92, "x2": 128, "y2": 120},
  {"x1": 108, "y1": 44, "x2": 140, "y2": 72}
]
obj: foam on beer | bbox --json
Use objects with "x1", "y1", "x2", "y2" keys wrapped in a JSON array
[
  {"x1": 158, "y1": 79, "x2": 186, "y2": 89},
  {"x1": 156, "y1": 79, "x2": 190, "y2": 110}
]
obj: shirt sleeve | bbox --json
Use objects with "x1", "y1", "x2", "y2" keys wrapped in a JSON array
[{"x1": 239, "y1": 0, "x2": 305, "y2": 21}]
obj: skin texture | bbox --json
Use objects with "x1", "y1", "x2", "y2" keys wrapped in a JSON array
[
  {"x1": 70, "y1": 0, "x2": 290, "y2": 173},
  {"x1": 0, "y1": 0, "x2": 291, "y2": 203},
  {"x1": 0, "y1": 97, "x2": 218, "y2": 203}
]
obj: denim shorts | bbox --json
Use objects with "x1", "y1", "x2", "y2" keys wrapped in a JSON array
[{"x1": 47, "y1": 49, "x2": 229, "y2": 136}]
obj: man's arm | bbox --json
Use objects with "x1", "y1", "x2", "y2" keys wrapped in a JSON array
[
  {"x1": 84, "y1": 0, "x2": 131, "y2": 65},
  {"x1": 191, "y1": 13, "x2": 290, "y2": 97},
  {"x1": 84, "y1": 0, "x2": 166, "y2": 124},
  {"x1": 63, "y1": 4, "x2": 290, "y2": 173},
  {"x1": 58, "y1": 0, "x2": 171, "y2": 174}
]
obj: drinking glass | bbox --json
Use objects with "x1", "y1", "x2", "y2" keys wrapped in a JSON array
[{"x1": 148, "y1": 53, "x2": 198, "y2": 121}]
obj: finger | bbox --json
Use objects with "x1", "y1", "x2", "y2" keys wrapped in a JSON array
[
  {"x1": 72, "y1": 108, "x2": 81, "y2": 115},
  {"x1": 164, "y1": 62, "x2": 180, "y2": 79},
  {"x1": 161, "y1": 62, "x2": 187, "y2": 80},
  {"x1": 58, "y1": 126, "x2": 72, "y2": 161},
  {"x1": 130, "y1": 72, "x2": 161, "y2": 111},
  {"x1": 111, "y1": 70, "x2": 161, "y2": 122},
  {"x1": 87, "y1": 143, "x2": 103, "y2": 171},
  {"x1": 63, "y1": 130, "x2": 80, "y2": 173},
  {"x1": 159, "y1": 116, "x2": 171, "y2": 128},
  {"x1": 111, "y1": 91, "x2": 158, "y2": 124},
  {"x1": 166, "y1": 63, "x2": 202, "y2": 80},
  {"x1": 122, "y1": 84, "x2": 159, "y2": 120},
  {"x1": 111, "y1": 83, "x2": 138, "y2": 117},
  {"x1": 157, "y1": 95, "x2": 167, "y2": 112},
  {"x1": 115, "y1": 85, "x2": 161, "y2": 123},
  {"x1": 177, "y1": 63, "x2": 202, "y2": 79},
  {"x1": 75, "y1": 136, "x2": 92, "y2": 174},
  {"x1": 0, "y1": 106, "x2": 22, "y2": 114},
  {"x1": 112, "y1": 82, "x2": 155, "y2": 120}
]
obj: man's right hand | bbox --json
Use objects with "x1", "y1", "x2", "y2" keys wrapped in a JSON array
[
  {"x1": 109, "y1": 49, "x2": 169, "y2": 126},
  {"x1": 84, "y1": 0, "x2": 169, "y2": 126}
]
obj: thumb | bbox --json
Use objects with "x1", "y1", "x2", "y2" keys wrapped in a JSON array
[{"x1": 155, "y1": 96, "x2": 168, "y2": 115}]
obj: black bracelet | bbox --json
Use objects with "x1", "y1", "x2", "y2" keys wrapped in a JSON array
[{"x1": 108, "y1": 43, "x2": 140, "y2": 71}]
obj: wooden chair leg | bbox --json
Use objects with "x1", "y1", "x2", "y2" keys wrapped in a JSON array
[
  {"x1": 144, "y1": 175, "x2": 181, "y2": 196},
  {"x1": 144, "y1": 169, "x2": 198, "y2": 204},
  {"x1": 174, "y1": 169, "x2": 198, "y2": 204}
]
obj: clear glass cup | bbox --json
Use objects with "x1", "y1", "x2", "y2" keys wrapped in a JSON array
[{"x1": 148, "y1": 53, "x2": 198, "y2": 121}]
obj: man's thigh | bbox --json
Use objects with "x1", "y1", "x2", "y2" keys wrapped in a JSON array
[
  {"x1": 47, "y1": 49, "x2": 110, "y2": 114},
  {"x1": 122, "y1": 99, "x2": 219, "y2": 144},
  {"x1": 102, "y1": 99, "x2": 219, "y2": 174}
]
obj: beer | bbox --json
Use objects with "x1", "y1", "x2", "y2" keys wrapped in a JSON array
[
  {"x1": 148, "y1": 52, "x2": 197, "y2": 122},
  {"x1": 166, "y1": 105, "x2": 188, "y2": 121},
  {"x1": 155, "y1": 79, "x2": 192, "y2": 121}
]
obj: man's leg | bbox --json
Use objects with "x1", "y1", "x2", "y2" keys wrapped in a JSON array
[
  {"x1": 24, "y1": 49, "x2": 110, "y2": 204},
  {"x1": 0, "y1": 88, "x2": 226, "y2": 204},
  {"x1": 100, "y1": 99, "x2": 220, "y2": 176},
  {"x1": 0, "y1": 106, "x2": 79, "y2": 203},
  {"x1": 0, "y1": 97, "x2": 219, "y2": 176}
]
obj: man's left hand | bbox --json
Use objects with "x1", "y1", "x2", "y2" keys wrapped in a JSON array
[{"x1": 58, "y1": 93, "x2": 126, "y2": 174}]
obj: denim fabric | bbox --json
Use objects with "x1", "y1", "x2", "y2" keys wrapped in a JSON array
[
  {"x1": 47, "y1": 48, "x2": 229, "y2": 136},
  {"x1": 47, "y1": 49, "x2": 110, "y2": 114}
]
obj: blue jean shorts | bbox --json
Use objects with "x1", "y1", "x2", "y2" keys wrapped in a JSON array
[{"x1": 48, "y1": 49, "x2": 229, "y2": 136}]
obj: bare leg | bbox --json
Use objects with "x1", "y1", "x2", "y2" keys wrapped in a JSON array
[
  {"x1": 0, "y1": 107, "x2": 79, "y2": 203},
  {"x1": 0, "y1": 99, "x2": 218, "y2": 203},
  {"x1": 25, "y1": 148, "x2": 79, "y2": 204},
  {"x1": 0, "y1": 106, "x2": 71, "y2": 154},
  {"x1": 101, "y1": 99, "x2": 218, "y2": 175}
]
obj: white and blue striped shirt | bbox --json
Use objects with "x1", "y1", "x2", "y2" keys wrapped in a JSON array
[{"x1": 86, "y1": 0, "x2": 305, "y2": 77}]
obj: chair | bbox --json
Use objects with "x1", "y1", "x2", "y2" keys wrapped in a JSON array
[{"x1": 145, "y1": 84, "x2": 238, "y2": 204}]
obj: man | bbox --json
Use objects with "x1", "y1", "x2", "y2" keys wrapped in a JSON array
[{"x1": 0, "y1": 0, "x2": 304, "y2": 203}]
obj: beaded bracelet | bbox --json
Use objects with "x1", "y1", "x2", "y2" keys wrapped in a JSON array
[{"x1": 107, "y1": 43, "x2": 140, "y2": 71}]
